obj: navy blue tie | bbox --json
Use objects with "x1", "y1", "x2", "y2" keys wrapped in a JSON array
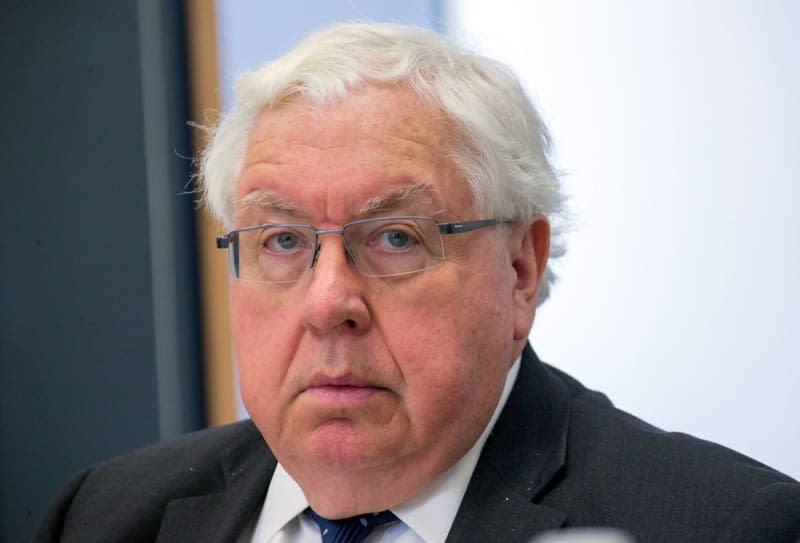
[{"x1": 305, "y1": 508, "x2": 397, "y2": 543}]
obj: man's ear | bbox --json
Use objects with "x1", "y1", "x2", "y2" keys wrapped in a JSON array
[{"x1": 510, "y1": 216, "x2": 550, "y2": 341}]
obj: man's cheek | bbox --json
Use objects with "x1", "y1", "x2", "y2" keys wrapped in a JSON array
[{"x1": 234, "y1": 301, "x2": 298, "y2": 352}]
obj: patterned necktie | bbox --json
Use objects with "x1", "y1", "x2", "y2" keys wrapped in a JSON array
[{"x1": 305, "y1": 507, "x2": 397, "y2": 543}]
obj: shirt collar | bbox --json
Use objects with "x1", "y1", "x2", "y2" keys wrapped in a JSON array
[
  {"x1": 252, "y1": 356, "x2": 521, "y2": 542},
  {"x1": 252, "y1": 463, "x2": 309, "y2": 541}
]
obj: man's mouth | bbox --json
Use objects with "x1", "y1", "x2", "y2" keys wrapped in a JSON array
[{"x1": 305, "y1": 374, "x2": 384, "y2": 401}]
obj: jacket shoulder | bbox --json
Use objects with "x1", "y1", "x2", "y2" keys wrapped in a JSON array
[
  {"x1": 544, "y1": 365, "x2": 800, "y2": 541},
  {"x1": 33, "y1": 420, "x2": 267, "y2": 543}
]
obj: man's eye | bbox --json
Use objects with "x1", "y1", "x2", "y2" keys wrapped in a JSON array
[
  {"x1": 265, "y1": 231, "x2": 303, "y2": 252},
  {"x1": 376, "y1": 229, "x2": 419, "y2": 250}
]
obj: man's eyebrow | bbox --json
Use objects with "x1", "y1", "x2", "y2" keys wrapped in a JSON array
[
  {"x1": 237, "y1": 182, "x2": 439, "y2": 223},
  {"x1": 238, "y1": 190, "x2": 303, "y2": 217},
  {"x1": 359, "y1": 180, "x2": 438, "y2": 216}
]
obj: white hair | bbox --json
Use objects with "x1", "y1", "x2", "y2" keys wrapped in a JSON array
[{"x1": 199, "y1": 21, "x2": 566, "y2": 304}]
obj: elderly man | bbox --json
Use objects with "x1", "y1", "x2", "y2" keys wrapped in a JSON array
[{"x1": 36, "y1": 22, "x2": 799, "y2": 543}]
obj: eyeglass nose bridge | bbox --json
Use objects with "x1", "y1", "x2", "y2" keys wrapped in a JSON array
[{"x1": 309, "y1": 227, "x2": 358, "y2": 270}]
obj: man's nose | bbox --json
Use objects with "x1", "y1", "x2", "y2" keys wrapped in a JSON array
[{"x1": 301, "y1": 238, "x2": 371, "y2": 335}]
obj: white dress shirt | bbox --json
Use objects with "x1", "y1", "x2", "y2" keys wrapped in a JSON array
[{"x1": 242, "y1": 357, "x2": 521, "y2": 543}]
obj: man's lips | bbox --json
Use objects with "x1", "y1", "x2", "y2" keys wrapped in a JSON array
[
  {"x1": 308, "y1": 374, "x2": 375, "y2": 387},
  {"x1": 304, "y1": 374, "x2": 385, "y2": 401}
]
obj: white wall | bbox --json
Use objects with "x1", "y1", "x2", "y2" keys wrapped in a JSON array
[
  {"x1": 447, "y1": 1, "x2": 800, "y2": 480},
  {"x1": 215, "y1": 1, "x2": 438, "y2": 111}
]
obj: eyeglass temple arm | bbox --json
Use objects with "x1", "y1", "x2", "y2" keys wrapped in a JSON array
[
  {"x1": 438, "y1": 219, "x2": 501, "y2": 235},
  {"x1": 217, "y1": 231, "x2": 239, "y2": 249}
]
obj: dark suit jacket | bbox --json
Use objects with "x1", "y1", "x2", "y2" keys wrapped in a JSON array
[{"x1": 35, "y1": 346, "x2": 800, "y2": 542}]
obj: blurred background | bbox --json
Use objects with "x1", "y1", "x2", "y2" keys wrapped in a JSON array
[{"x1": 2, "y1": 1, "x2": 798, "y2": 540}]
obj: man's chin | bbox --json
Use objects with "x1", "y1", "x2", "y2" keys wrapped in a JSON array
[{"x1": 306, "y1": 419, "x2": 401, "y2": 469}]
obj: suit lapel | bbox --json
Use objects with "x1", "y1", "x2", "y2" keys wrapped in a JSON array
[
  {"x1": 155, "y1": 422, "x2": 277, "y2": 543},
  {"x1": 444, "y1": 460, "x2": 564, "y2": 543},
  {"x1": 446, "y1": 345, "x2": 571, "y2": 542}
]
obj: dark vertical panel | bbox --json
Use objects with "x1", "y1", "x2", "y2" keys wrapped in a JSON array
[
  {"x1": 137, "y1": 1, "x2": 204, "y2": 442},
  {"x1": 0, "y1": 1, "x2": 203, "y2": 540}
]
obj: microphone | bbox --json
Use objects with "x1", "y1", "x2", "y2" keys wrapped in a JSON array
[{"x1": 530, "y1": 527, "x2": 637, "y2": 543}]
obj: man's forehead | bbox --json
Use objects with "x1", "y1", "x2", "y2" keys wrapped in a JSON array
[{"x1": 234, "y1": 85, "x2": 475, "y2": 225}]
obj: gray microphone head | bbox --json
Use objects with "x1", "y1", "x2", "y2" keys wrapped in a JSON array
[{"x1": 529, "y1": 527, "x2": 637, "y2": 543}]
